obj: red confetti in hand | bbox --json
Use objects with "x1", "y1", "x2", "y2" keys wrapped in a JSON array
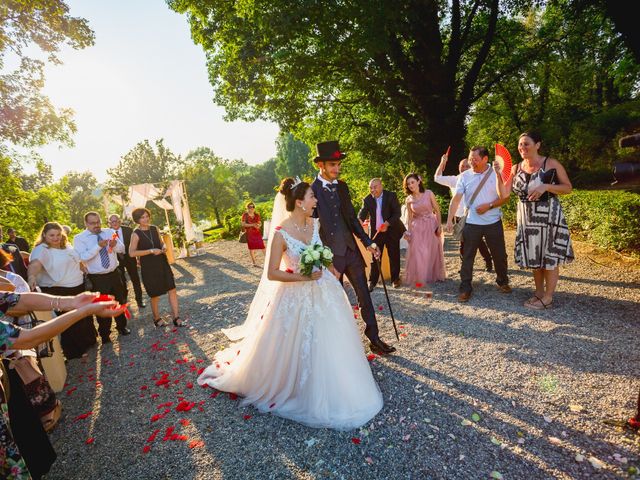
[
  {"x1": 85, "y1": 437, "x2": 95, "y2": 445},
  {"x1": 351, "y1": 437, "x2": 361, "y2": 445},
  {"x1": 75, "y1": 411, "x2": 93, "y2": 421}
]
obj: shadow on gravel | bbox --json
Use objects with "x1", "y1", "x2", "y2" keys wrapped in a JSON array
[{"x1": 380, "y1": 354, "x2": 639, "y2": 477}]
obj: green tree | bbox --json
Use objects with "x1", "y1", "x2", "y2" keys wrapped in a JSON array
[
  {"x1": 181, "y1": 147, "x2": 242, "y2": 225},
  {"x1": 59, "y1": 171, "x2": 102, "y2": 228},
  {"x1": 170, "y1": 0, "x2": 566, "y2": 170},
  {"x1": 241, "y1": 158, "x2": 279, "y2": 198},
  {"x1": 0, "y1": 0, "x2": 94, "y2": 147},
  {"x1": 21, "y1": 158, "x2": 53, "y2": 191},
  {"x1": 106, "y1": 139, "x2": 180, "y2": 195},
  {"x1": 274, "y1": 132, "x2": 313, "y2": 180}
]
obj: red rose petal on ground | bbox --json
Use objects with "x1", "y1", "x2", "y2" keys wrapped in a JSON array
[
  {"x1": 147, "y1": 429, "x2": 160, "y2": 443},
  {"x1": 197, "y1": 367, "x2": 205, "y2": 375},
  {"x1": 74, "y1": 411, "x2": 93, "y2": 421},
  {"x1": 399, "y1": 325, "x2": 405, "y2": 329},
  {"x1": 140, "y1": 385, "x2": 148, "y2": 390},
  {"x1": 66, "y1": 387, "x2": 77, "y2": 396},
  {"x1": 377, "y1": 305, "x2": 383, "y2": 311},
  {"x1": 210, "y1": 391, "x2": 220, "y2": 398},
  {"x1": 415, "y1": 282, "x2": 423, "y2": 288},
  {"x1": 142, "y1": 445, "x2": 151, "y2": 453},
  {"x1": 243, "y1": 415, "x2": 252, "y2": 420},
  {"x1": 151, "y1": 393, "x2": 159, "y2": 399},
  {"x1": 180, "y1": 419, "x2": 190, "y2": 426},
  {"x1": 367, "y1": 354, "x2": 377, "y2": 362},
  {"x1": 162, "y1": 426, "x2": 175, "y2": 441},
  {"x1": 85, "y1": 437, "x2": 95, "y2": 445},
  {"x1": 353, "y1": 305, "x2": 359, "y2": 311},
  {"x1": 229, "y1": 393, "x2": 238, "y2": 400},
  {"x1": 188, "y1": 440, "x2": 205, "y2": 449},
  {"x1": 186, "y1": 382, "x2": 194, "y2": 389},
  {"x1": 400, "y1": 333, "x2": 407, "y2": 338},
  {"x1": 351, "y1": 437, "x2": 361, "y2": 445}
]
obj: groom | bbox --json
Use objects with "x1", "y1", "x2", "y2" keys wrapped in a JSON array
[{"x1": 311, "y1": 140, "x2": 396, "y2": 355}]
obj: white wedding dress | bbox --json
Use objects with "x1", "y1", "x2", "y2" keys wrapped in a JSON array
[{"x1": 198, "y1": 218, "x2": 383, "y2": 430}]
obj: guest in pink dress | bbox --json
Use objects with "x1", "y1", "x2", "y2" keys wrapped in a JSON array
[{"x1": 402, "y1": 173, "x2": 446, "y2": 286}]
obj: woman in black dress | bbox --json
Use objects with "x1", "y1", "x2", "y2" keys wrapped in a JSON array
[{"x1": 128, "y1": 208, "x2": 183, "y2": 327}]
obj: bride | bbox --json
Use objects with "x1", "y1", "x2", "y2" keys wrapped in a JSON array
[{"x1": 198, "y1": 177, "x2": 383, "y2": 429}]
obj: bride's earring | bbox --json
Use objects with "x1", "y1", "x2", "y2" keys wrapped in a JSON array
[{"x1": 302, "y1": 206, "x2": 307, "y2": 212}]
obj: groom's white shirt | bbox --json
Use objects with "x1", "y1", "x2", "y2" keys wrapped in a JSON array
[{"x1": 317, "y1": 174, "x2": 338, "y2": 188}]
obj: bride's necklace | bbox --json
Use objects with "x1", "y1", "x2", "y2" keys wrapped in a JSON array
[{"x1": 292, "y1": 219, "x2": 308, "y2": 233}]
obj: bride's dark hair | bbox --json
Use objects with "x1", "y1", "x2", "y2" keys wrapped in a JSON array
[{"x1": 279, "y1": 177, "x2": 310, "y2": 212}]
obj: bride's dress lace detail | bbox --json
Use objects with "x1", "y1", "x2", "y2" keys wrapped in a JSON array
[{"x1": 198, "y1": 218, "x2": 382, "y2": 430}]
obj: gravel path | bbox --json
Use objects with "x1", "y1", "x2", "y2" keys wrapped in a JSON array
[{"x1": 47, "y1": 232, "x2": 640, "y2": 480}]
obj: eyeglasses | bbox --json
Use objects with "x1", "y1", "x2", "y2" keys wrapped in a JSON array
[{"x1": 248, "y1": 206, "x2": 255, "y2": 209}]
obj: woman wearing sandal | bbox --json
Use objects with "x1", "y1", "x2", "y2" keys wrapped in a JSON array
[
  {"x1": 129, "y1": 208, "x2": 184, "y2": 327},
  {"x1": 494, "y1": 131, "x2": 574, "y2": 310}
]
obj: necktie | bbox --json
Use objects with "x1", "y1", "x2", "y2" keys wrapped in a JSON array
[
  {"x1": 376, "y1": 197, "x2": 384, "y2": 231},
  {"x1": 97, "y1": 234, "x2": 110, "y2": 269}
]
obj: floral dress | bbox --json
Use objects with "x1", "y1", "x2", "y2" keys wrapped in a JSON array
[{"x1": 1, "y1": 292, "x2": 30, "y2": 480}]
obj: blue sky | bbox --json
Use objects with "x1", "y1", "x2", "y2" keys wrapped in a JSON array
[{"x1": 31, "y1": 0, "x2": 279, "y2": 181}]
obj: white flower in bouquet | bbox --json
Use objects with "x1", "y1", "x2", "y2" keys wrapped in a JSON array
[{"x1": 299, "y1": 243, "x2": 334, "y2": 277}]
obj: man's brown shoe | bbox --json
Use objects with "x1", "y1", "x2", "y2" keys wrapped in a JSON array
[
  {"x1": 458, "y1": 292, "x2": 471, "y2": 302},
  {"x1": 497, "y1": 284, "x2": 512, "y2": 294}
]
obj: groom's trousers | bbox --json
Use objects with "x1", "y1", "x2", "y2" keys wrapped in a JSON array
[{"x1": 333, "y1": 246, "x2": 380, "y2": 342}]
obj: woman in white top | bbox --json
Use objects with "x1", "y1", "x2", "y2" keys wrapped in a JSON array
[{"x1": 28, "y1": 223, "x2": 97, "y2": 359}]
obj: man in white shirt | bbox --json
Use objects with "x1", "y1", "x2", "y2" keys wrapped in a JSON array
[
  {"x1": 435, "y1": 154, "x2": 493, "y2": 271},
  {"x1": 108, "y1": 214, "x2": 145, "y2": 309},
  {"x1": 74, "y1": 211, "x2": 129, "y2": 343},
  {"x1": 445, "y1": 147, "x2": 512, "y2": 302}
]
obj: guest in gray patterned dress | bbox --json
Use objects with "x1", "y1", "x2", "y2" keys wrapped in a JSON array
[{"x1": 494, "y1": 131, "x2": 574, "y2": 310}]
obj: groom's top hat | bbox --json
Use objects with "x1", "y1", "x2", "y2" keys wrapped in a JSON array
[{"x1": 313, "y1": 140, "x2": 347, "y2": 163}]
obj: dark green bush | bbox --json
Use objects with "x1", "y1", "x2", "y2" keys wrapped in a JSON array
[{"x1": 561, "y1": 189, "x2": 640, "y2": 253}]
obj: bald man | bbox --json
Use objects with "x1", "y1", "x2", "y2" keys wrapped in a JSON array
[{"x1": 358, "y1": 178, "x2": 405, "y2": 290}]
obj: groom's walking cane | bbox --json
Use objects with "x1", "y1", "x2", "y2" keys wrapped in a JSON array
[{"x1": 371, "y1": 247, "x2": 400, "y2": 341}]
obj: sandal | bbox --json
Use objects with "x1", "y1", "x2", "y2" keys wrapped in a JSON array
[
  {"x1": 173, "y1": 317, "x2": 186, "y2": 327},
  {"x1": 42, "y1": 400, "x2": 62, "y2": 433},
  {"x1": 524, "y1": 296, "x2": 553, "y2": 310},
  {"x1": 153, "y1": 318, "x2": 167, "y2": 328}
]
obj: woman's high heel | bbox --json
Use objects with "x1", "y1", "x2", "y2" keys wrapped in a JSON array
[{"x1": 153, "y1": 318, "x2": 167, "y2": 327}]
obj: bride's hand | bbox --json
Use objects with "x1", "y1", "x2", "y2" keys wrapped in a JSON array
[{"x1": 308, "y1": 270, "x2": 322, "y2": 281}]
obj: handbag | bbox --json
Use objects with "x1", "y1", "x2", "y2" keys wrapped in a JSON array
[
  {"x1": 29, "y1": 312, "x2": 54, "y2": 358},
  {"x1": 452, "y1": 168, "x2": 493, "y2": 241},
  {"x1": 238, "y1": 231, "x2": 247, "y2": 243}
]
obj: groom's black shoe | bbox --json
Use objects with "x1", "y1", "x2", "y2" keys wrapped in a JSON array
[
  {"x1": 368, "y1": 281, "x2": 376, "y2": 292},
  {"x1": 370, "y1": 339, "x2": 396, "y2": 355}
]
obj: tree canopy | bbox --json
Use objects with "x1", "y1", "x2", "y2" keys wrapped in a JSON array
[{"x1": 0, "y1": 0, "x2": 94, "y2": 148}]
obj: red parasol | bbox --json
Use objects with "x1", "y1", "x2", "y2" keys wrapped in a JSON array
[{"x1": 495, "y1": 143, "x2": 513, "y2": 183}]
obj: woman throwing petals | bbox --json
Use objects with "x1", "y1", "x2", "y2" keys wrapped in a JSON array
[{"x1": 494, "y1": 131, "x2": 574, "y2": 310}]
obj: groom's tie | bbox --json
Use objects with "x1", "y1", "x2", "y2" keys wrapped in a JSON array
[{"x1": 325, "y1": 183, "x2": 337, "y2": 193}]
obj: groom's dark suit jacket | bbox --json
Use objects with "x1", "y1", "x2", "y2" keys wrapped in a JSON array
[
  {"x1": 311, "y1": 179, "x2": 372, "y2": 257},
  {"x1": 358, "y1": 190, "x2": 406, "y2": 239}
]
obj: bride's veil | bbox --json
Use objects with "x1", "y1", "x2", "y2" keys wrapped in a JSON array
[{"x1": 222, "y1": 191, "x2": 288, "y2": 340}]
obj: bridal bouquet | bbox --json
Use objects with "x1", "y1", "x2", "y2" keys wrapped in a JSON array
[{"x1": 299, "y1": 244, "x2": 333, "y2": 276}]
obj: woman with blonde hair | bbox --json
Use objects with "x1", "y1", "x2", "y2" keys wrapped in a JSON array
[{"x1": 28, "y1": 222, "x2": 97, "y2": 358}]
